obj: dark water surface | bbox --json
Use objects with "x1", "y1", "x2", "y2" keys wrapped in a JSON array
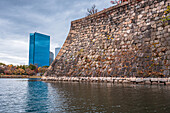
[{"x1": 0, "y1": 79, "x2": 170, "y2": 113}]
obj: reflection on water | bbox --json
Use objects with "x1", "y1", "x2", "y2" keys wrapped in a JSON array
[
  {"x1": 49, "y1": 82, "x2": 170, "y2": 113},
  {"x1": 0, "y1": 79, "x2": 170, "y2": 112},
  {"x1": 25, "y1": 81, "x2": 49, "y2": 112}
]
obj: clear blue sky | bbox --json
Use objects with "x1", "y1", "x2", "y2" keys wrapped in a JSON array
[{"x1": 0, "y1": 0, "x2": 113, "y2": 65}]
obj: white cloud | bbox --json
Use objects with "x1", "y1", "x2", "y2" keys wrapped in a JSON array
[
  {"x1": 0, "y1": 39, "x2": 28, "y2": 65},
  {"x1": 0, "y1": 53, "x2": 27, "y2": 65}
]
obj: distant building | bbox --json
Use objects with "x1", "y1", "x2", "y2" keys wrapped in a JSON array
[
  {"x1": 49, "y1": 51, "x2": 54, "y2": 65},
  {"x1": 29, "y1": 32, "x2": 50, "y2": 67},
  {"x1": 55, "y1": 47, "x2": 61, "y2": 58}
]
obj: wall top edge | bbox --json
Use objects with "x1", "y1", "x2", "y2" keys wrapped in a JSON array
[{"x1": 71, "y1": 1, "x2": 129, "y2": 24}]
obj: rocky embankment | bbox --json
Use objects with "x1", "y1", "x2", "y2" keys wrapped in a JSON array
[{"x1": 42, "y1": 76, "x2": 170, "y2": 85}]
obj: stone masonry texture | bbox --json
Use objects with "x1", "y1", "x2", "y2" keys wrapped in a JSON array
[{"x1": 44, "y1": 0, "x2": 170, "y2": 77}]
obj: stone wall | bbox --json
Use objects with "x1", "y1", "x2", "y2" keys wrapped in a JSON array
[{"x1": 45, "y1": 0, "x2": 170, "y2": 77}]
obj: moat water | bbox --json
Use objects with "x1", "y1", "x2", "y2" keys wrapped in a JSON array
[{"x1": 0, "y1": 79, "x2": 170, "y2": 113}]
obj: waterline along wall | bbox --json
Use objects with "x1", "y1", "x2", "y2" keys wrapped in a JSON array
[{"x1": 44, "y1": 0, "x2": 170, "y2": 78}]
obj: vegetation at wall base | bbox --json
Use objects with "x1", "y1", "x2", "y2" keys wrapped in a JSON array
[{"x1": 0, "y1": 63, "x2": 48, "y2": 76}]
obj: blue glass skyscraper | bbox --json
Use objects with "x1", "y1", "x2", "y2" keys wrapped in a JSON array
[
  {"x1": 29, "y1": 32, "x2": 50, "y2": 67},
  {"x1": 55, "y1": 47, "x2": 61, "y2": 58},
  {"x1": 49, "y1": 51, "x2": 54, "y2": 65}
]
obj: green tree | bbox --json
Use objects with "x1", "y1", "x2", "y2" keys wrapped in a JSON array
[
  {"x1": 28, "y1": 64, "x2": 36, "y2": 70},
  {"x1": 0, "y1": 67, "x2": 4, "y2": 74},
  {"x1": 42, "y1": 66, "x2": 49, "y2": 68},
  {"x1": 22, "y1": 65, "x2": 28, "y2": 70},
  {"x1": 0, "y1": 62, "x2": 6, "y2": 66}
]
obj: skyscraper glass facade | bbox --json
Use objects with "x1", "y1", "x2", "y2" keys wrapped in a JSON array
[
  {"x1": 55, "y1": 47, "x2": 61, "y2": 58},
  {"x1": 29, "y1": 32, "x2": 50, "y2": 67},
  {"x1": 49, "y1": 51, "x2": 54, "y2": 65}
]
